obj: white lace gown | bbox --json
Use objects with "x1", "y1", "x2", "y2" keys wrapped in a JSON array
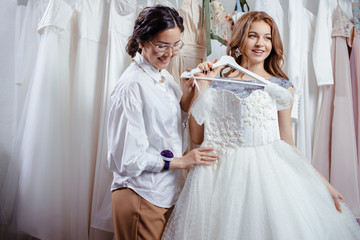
[{"x1": 162, "y1": 78, "x2": 360, "y2": 240}]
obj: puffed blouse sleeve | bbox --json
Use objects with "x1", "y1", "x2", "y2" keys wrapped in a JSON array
[
  {"x1": 107, "y1": 82, "x2": 164, "y2": 177},
  {"x1": 190, "y1": 88, "x2": 214, "y2": 125}
]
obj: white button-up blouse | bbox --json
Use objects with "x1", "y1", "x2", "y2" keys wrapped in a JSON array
[{"x1": 107, "y1": 52, "x2": 189, "y2": 208}]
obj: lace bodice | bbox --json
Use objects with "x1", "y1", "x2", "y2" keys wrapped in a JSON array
[
  {"x1": 191, "y1": 78, "x2": 292, "y2": 156},
  {"x1": 331, "y1": 5, "x2": 354, "y2": 38}
]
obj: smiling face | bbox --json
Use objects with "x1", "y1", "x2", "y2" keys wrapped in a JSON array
[
  {"x1": 241, "y1": 20, "x2": 272, "y2": 67},
  {"x1": 141, "y1": 27, "x2": 182, "y2": 71}
]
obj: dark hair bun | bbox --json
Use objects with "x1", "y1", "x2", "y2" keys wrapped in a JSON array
[{"x1": 126, "y1": 5, "x2": 184, "y2": 57}]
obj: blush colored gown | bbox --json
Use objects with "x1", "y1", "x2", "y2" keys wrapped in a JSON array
[
  {"x1": 312, "y1": 4, "x2": 360, "y2": 218},
  {"x1": 350, "y1": 3, "x2": 360, "y2": 183}
]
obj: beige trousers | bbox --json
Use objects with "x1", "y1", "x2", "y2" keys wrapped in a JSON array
[{"x1": 112, "y1": 188, "x2": 172, "y2": 240}]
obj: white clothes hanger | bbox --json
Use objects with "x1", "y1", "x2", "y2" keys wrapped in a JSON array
[
  {"x1": 180, "y1": 55, "x2": 272, "y2": 91},
  {"x1": 189, "y1": 76, "x2": 266, "y2": 87}
]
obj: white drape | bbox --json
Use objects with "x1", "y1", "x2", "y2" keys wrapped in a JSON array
[
  {"x1": 13, "y1": 0, "x2": 76, "y2": 238},
  {"x1": 90, "y1": 0, "x2": 136, "y2": 234}
]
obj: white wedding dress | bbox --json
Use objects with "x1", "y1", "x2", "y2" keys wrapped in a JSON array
[{"x1": 162, "y1": 77, "x2": 360, "y2": 240}]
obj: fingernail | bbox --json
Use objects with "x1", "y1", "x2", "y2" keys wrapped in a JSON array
[
  {"x1": 210, "y1": 67, "x2": 213, "y2": 71},
  {"x1": 202, "y1": 70, "x2": 205, "y2": 73},
  {"x1": 205, "y1": 70, "x2": 208, "y2": 74}
]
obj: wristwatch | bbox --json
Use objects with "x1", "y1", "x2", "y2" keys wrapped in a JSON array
[{"x1": 161, "y1": 150, "x2": 174, "y2": 171}]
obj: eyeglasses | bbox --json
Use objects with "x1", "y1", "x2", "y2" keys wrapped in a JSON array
[{"x1": 149, "y1": 40, "x2": 184, "y2": 53}]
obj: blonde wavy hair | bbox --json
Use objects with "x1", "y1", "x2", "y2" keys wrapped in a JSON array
[{"x1": 223, "y1": 11, "x2": 288, "y2": 80}]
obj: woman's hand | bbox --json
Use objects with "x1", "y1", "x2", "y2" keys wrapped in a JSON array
[
  {"x1": 170, "y1": 147, "x2": 218, "y2": 170},
  {"x1": 314, "y1": 167, "x2": 345, "y2": 213},
  {"x1": 325, "y1": 182, "x2": 345, "y2": 213},
  {"x1": 180, "y1": 59, "x2": 223, "y2": 112},
  {"x1": 196, "y1": 59, "x2": 220, "y2": 79}
]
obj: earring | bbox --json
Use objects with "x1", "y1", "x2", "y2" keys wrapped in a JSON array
[{"x1": 234, "y1": 48, "x2": 242, "y2": 58}]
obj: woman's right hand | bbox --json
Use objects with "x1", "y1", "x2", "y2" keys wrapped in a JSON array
[
  {"x1": 325, "y1": 181, "x2": 345, "y2": 213},
  {"x1": 170, "y1": 147, "x2": 218, "y2": 170},
  {"x1": 180, "y1": 59, "x2": 220, "y2": 112}
]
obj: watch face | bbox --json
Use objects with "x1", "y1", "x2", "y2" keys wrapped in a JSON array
[
  {"x1": 161, "y1": 150, "x2": 174, "y2": 161},
  {"x1": 161, "y1": 150, "x2": 174, "y2": 158}
]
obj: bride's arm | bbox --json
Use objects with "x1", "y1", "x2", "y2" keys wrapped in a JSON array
[
  {"x1": 189, "y1": 115, "x2": 204, "y2": 145},
  {"x1": 278, "y1": 87, "x2": 295, "y2": 146}
]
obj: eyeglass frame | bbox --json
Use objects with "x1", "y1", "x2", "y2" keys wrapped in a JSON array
[{"x1": 149, "y1": 40, "x2": 184, "y2": 53}]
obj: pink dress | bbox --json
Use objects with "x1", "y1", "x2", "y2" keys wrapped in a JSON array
[
  {"x1": 312, "y1": 5, "x2": 360, "y2": 218},
  {"x1": 350, "y1": 3, "x2": 360, "y2": 180}
]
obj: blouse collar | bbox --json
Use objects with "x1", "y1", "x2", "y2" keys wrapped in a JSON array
[{"x1": 133, "y1": 52, "x2": 167, "y2": 83}]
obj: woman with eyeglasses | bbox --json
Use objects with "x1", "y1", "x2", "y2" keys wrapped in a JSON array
[{"x1": 107, "y1": 5, "x2": 217, "y2": 240}]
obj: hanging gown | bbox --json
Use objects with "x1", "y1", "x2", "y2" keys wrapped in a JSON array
[
  {"x1": 90, "y1": 0, "x2": 137, "y2": 235},
  {"x1": 12, "y1": 0, "x2": 45, "y2": 135},
  {"x1": 0, "y1": 0, "x2": 48, "y2": 225},
  {"x1": 350, "y1": 3, "x2": 360, "y2": 178},
  {"x1": 286, "y1": 0, "x2": 317, "y2": 161},
  {"x1": 11, "y1": 0, "x2": 78, "y2": 239},
  {"x1": 167, "y1": 0, "x2": 206, "y2": 85},
  {"x1": 162, "y1": 78, "x2": 360, "y2": 240},
  {"x1": 69, "y1": 0, "x2": 109, "y2": 239},
  {"x1": 312, "y1": 0, "x2": 334, "y2": 86},
  {"x1": 312, "y1": 4, "x2": 360, "y2": 218}
]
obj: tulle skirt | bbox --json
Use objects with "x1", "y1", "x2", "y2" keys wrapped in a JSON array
[{"x1": 162, "y1": 140, "x2": 360, "y2": 240}]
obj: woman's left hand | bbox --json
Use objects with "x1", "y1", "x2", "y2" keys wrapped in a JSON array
[{"x1": 326, "y1": 182, "x2": 345, "y2": 213}]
